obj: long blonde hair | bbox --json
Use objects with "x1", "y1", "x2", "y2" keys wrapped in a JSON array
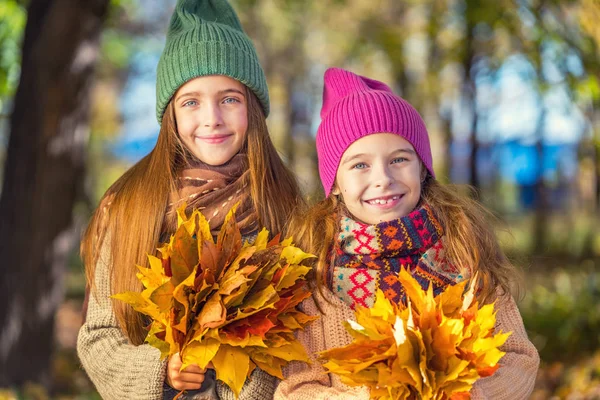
[
  {"x1": 291, "y1": 176, "x2": 519, "y2": 305},
  {"x1": 81, "y1": 88, "x2": 303, "y2": 344}
]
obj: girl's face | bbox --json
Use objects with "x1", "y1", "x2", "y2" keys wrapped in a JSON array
[
  {"x1": 332, "y1": 133, "x2": 424, "y2": 225},
  {"x1": 173, "y1": 75, "x2": 248, "y2": 166}
]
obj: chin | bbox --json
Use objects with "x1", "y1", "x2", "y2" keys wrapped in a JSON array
[
  {"x1": 193, "y1": 155, "x2": 232, "y2": 166},
  {"x1": 204, "y1": 160, "x2": 227, "y2": 166}
]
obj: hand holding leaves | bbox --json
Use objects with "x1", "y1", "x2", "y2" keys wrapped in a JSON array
[
  {"x1": 113, "y1": 204, "x2": 317, "y2": 398},
  {"x1": 318, "y1": 269, "x2": 511, "y2": 400}
]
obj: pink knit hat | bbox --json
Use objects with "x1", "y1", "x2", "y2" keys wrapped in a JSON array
[{"x1": 316, "y1": 68, "x2": 434, "y2": 196}]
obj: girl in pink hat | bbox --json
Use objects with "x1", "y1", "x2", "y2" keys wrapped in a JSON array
[{"x1": 275, "y1": 68, "x2": 539, "y2": 399}]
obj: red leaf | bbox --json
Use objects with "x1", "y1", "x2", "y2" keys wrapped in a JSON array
[
  {"x1": 267, "y1": 233, "x2": 281, "y2": 247},
  {"x1": 172, "y1": 326, "x2": 186, "y2": 347},
  {"x1": 216, "y1": 215, "x2": 242, "y2": 274},
  {"x1": 271, "y1": 264, "x2": 288, "y2": 287},
  {"x1": 450, "y1": 392, "x2": 471, "y2": 400},
  {"x1": 200, "y1": 240, "x2": 219, "y2": 278},
  {"x1": 247, "y1": 315, "x2": 276, "y2": 337},
  {"x1": 279, "y1": 285, "x2": 312, "y2": 312},
  {"x1": 162, "y1": 257, "x2": 172, "y2": 277},
  {"x1": 271, "y1": 296, "x2": 293, "y2": 318},
  {"x1": 456, "y1": 347, "x2": 477, "y2": 362},
  {"x1": 462, "y1": 307, "x2": 476, "y2": 326},
  {"x1": 477, "y1": 364, "x2": 500, "y2": 377}
]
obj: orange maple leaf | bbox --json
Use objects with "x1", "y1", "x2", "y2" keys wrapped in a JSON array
[{"x1": 113, "y1": 203, "x2": 316, "y2": 398}]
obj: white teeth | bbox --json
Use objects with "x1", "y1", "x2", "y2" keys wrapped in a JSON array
[{"x1": 368, "y1": 195, "x2": 400, "y2": 205}]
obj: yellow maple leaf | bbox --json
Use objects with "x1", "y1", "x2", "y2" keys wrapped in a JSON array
[
  {"x1": 262, "y1": 340, "x2": 311, "y2": 363},
  {"x1": 318, "y1": 268, "x2": 512, "y2": 400},
  {"x1": 146, "y1": 321, "x2": 170, "y2": 359},
  {"x1": 113, "y1": 204, "x2": 316, "y2": 399},
  {"x1": 182, "y1": 338, "x2": 221, "y2": 370},
  {"x1": 197, "y1": 293, "x2": 226, "y2": 330},
  {"x1": 249, "y1": 350, "x2": 286, "y2": 379},
  {"x1": 212, "y1": 345, "x2": 250, "y2": 398},
  {"x1": 137, "y1": 256, "x2": 170, "y2": 290}
]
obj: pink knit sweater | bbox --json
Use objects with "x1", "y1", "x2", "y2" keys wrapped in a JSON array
[{"x1": 275, "y1": 287, "x2": 539, "y2": 400}]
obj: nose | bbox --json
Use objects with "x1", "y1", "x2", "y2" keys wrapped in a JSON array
[
  {"x1": 373, "y1": 163, "x2": 394, "y2": 189},
  {"x1": 200, "y1": 102, "x2": 223, "y2": 128}
]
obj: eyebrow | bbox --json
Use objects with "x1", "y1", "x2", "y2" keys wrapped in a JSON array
[
  {"x1": 175, "y1": 88, "x2": 245, "y2": 104},
  {"x1": 341, "y1": 147, "x2": 416, "y2": 165}
]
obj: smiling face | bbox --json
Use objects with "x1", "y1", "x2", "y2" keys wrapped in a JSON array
[
  {"x1": 173, "y1": 75, "x2": 248, "y2": 166},
  {"x1": 332, "y1": 133, "x2": 425, "y2": 225}
]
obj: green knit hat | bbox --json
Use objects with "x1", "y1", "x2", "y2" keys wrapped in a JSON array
[{"x1": 155, "y1": 0, "x2": 270, "y2": 124}]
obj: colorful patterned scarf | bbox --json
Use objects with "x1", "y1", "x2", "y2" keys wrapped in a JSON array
[{"x1": 330, "y1": 204, "x2": 471, "y2": 309}]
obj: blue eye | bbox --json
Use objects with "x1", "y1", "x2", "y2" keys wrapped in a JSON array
[
  {"x1": 352, "y1": 162, "x2": 368, "y2": 170},
  {"x1": 223, "y1": 97, "x2": 240, "y2": 104},
  {"x1": 182, "y1": 100, "x2": 197, "y2": 107},
  {"x1": 391, "y1": 157, "x2": 407, "y2": 164}
]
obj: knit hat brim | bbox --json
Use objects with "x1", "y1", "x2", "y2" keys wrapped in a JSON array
[{"x1": 156, "y1": 41, "x2": 269, "y2": 123}]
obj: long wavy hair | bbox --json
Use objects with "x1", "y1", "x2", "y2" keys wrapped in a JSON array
[
  {"x1": 81, "y1": 87, "x2": 303, "y2": 345},
  {"x1": 290, "y1": 174, "x2": 520, "y2": 306}
]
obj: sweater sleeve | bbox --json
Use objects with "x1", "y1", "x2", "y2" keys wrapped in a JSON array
[
  {"x1": 76, "y1": 237, "x2": 170, "y2": 400},
  {"x1": 470, "y1": 293, "x2": 540, "y2": 400},
  {"x1": 215, "y1": 368, "x2": 278, "y2": 400},
  {"x1": 274, "y1": 291, "x2": 370, "y2": 400}
]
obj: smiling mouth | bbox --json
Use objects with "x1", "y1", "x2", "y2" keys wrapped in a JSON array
[
  {"x1": 365, "y1": 195, "x2": 403, "y2": 205},
  {"x1": 196, "y1": 134, "x2": 232, "y2": 144}
]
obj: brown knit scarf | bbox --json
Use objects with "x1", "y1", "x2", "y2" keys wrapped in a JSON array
[
  {"x1": 162, "y1": 153, "x2": 258, "y2": 237},
  {"x1": 82, "y1": 153, "x2": 258, "y2": 321}
]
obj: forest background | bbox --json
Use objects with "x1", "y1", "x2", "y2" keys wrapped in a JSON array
[{"x1": 1, "y1": 0, "x2": 599, "y2": 398}]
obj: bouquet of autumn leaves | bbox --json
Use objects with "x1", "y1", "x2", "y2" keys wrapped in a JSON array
[
  {"x1": 113, "y1": 204, "x2": 317, "y2": 398},
  {"x1": 318, "y1": 269, "x2": 511, "y2": 400}
]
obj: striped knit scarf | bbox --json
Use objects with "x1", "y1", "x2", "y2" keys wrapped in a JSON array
[
  {"x1": 82, "y1": 154, "x2": 258, "y2": 321},
  {"x1": 162, "y1": 153, "x2": 258, "y2": 237},
  {"x1": 330, "y1": 204, "x2": 471, "y2": 309}
]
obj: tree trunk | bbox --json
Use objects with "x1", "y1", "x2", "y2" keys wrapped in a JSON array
[
  {"x1": 0, "y1": 0, "x2": 109, "y2": 388},
  {"x1": 426, "y1": 0, "x2": 451, "y2": 180},
  {"x1": 462, "y1": 3, "x2": 479, "y2": 193}
]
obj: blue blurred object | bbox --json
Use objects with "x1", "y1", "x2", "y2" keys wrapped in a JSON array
[{"x1": 451, "y1": 139, "x2": 578, "y2": 210}]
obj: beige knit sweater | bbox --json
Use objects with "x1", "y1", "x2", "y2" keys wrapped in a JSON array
[
  {"x1": 77, "y1": 236, "x2": 277, "y2": 400},
  {"x1": 275, "y1": 287, "x2": 539, "y2": 400}
]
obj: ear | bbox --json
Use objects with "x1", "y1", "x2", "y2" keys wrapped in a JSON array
[{"x1": 331, "y1": 186, "x2": 341, "y2": 196}]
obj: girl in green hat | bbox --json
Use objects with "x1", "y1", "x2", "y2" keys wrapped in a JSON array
[{"x1": 77, "y1": 1, "x2": 303, "y2": 399}]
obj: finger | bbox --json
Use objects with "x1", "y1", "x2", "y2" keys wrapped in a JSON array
[
  {"x1": 180, "y1": 364, "x2": 207, "y2": 374},
  {"x1": 168, "y1": 353, "x2": 183, "y2": 369},
  {"x1": 176, "y1": 371, "x2": 206, "y2": 384}
]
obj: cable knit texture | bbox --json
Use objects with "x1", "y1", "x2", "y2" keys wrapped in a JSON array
[
  {"x1": 77, "y1": 233, "x2": 277, "y2": 400},
  {"x1": 77, "y1": 235, "x2": 167, "y2": 400},
  {"x1": 275, "y1": 287, "x2": 539, "y2": 400}
]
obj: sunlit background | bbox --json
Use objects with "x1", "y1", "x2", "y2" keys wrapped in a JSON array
[{"x1": 1, "y1": 0, "x2": 599, "y2": 398}]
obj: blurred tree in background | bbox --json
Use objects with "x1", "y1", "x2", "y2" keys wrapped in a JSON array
[
  {"x1": 0, "y1": 0, "x2": 599, "y2": 398},
  {"x1": 0, "y1": 0, "x2": 110, "y2": 389}
]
